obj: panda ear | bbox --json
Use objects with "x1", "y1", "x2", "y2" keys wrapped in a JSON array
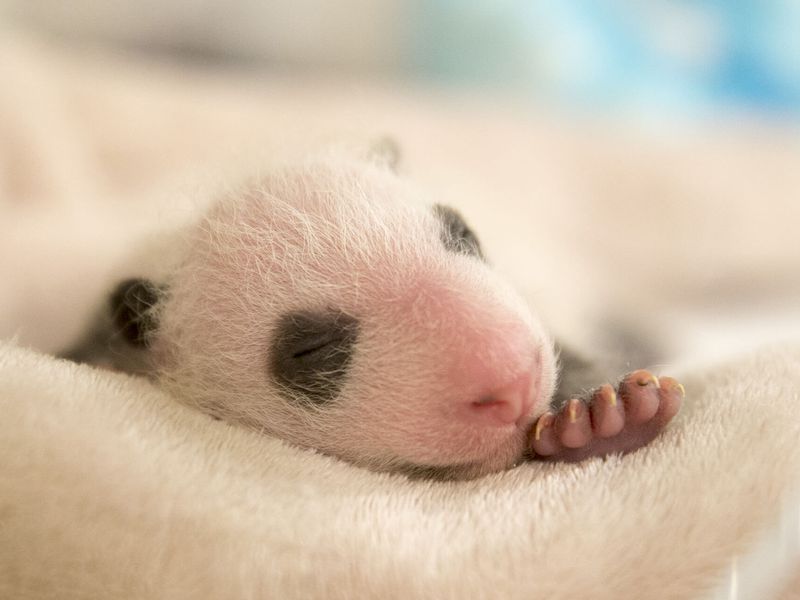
[
  {"x1": 368, "y1": 136, "x2": 401, "y2": 172},
  {"x1": 109, "y1": 278, "x2": 165, "y2": 348}
]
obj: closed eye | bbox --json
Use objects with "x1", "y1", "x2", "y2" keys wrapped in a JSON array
[
  {"x1": 291, "y1": 335, "x2": 343, "y2": 359},
  {"x1": 269, "y1": 310, "x2": 360, "y2": 405}
]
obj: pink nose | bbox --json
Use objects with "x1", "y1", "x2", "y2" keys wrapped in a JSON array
[{"x1": 462, "y1": 373, "x2": 533, "y2": 427}]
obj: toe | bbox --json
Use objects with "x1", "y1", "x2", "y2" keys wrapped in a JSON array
[
  {"x1": 655, "y1": 376, "x2": 684, "y2": 423},
  {"x1": 620, "y1": 369, "x2": 661, "y2": 425},
  {"x1": 590, "y1": 383, "x2": 625, "y2": 438},
  {"x1": 557, "y1": 399, "x2": 593, "y2": 449},
  {"x1": 530, "y1": 412, "x2": 559, "y2": 456}
]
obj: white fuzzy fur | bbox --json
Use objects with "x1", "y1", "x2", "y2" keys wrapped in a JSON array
[
  {"x1": 152, "y1": 153, "x2": 555, "y2": 477},
  {"x1": 2, "y1": 341, "x2": 800, "y2": 599}
]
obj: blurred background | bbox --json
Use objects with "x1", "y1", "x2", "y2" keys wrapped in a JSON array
[
  {"x1": 2, "y1": 0, "x2": 799, "y2": 120},
  {"x1": 1, "y1": 1, "x2": 799, "y2": 364}
]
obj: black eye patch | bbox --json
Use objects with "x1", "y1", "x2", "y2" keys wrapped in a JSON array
[
  {"x1": 432, "y1": 204, "x2": 484, "y2": 260},
  {"x1": 269, "y1": 310, "x2": 360, "y2": 406},
  {"x1": 110, "y1": 278, "x2": 164, "y2": 348}
]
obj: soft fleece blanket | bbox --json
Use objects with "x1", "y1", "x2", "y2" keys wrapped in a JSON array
[
  {"x1": 1, "y1": 342, "x2": 800, "y2": 599},
  {"x1": 2, "y1": 28, "x2": 800, "y2": 599}
]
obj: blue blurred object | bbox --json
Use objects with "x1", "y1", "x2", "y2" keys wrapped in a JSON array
[{"x1": 409, "y1": 0, "x2": 800, "y2": 117}]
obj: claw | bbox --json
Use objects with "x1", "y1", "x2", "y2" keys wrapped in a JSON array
[
  {"x1": 632, "y1": 370, "x2": 659, "y2": 388},
  {"x1": 658, "y1": 376, "x2": 685, "y2": 400},
  {"x1": 533, "y1": 412, "x2": 554, "y2": 441},
  {"x1": 601, "y1": 384, "x2": 617, "y2": 407},
  {"x1": 568, "y1": 399, "x2": 580, "y2": 423}
]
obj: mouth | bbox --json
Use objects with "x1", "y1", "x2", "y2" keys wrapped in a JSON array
[
  {"x1": 393, "y1": 460, "x2": 482, "y2": 481},
  {"x1": 358, "y1": 348, "x2": 550, "y2": 481},
  {"x1": 393, "y1": 368, "x2": 542, "y2": 481},
  {"x1": 392, "y1": 424, "x2": 531, "y2": 481},
  {"x1": 394, "y1": 451, "x2": 526, "y2": 481}
]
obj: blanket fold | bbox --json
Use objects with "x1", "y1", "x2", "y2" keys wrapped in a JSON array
[{"x1": 1, "y1": 342, "x2": 799, "y2": 599}]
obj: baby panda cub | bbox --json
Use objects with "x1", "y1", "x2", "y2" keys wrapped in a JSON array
[{"x1": 66, "y1": 150, "x2": 683, "y2": 480}]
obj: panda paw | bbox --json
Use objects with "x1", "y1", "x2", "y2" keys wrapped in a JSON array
[{"x1": 529, "y1": 370, "x2": 683, "y2": 462}]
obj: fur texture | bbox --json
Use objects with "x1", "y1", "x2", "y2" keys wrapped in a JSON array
[{"x1": 149, "y1": 153, "x2": 556, "y2": 478}]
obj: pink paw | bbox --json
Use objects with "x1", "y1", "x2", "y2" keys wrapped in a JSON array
[{"x1": 530, "y1": 370, "x2": 683, "y2": 462}]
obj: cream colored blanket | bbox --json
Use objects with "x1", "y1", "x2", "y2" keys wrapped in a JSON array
[
  {"x1": 2, "y1": 29, "x2": 800, "y2": 599},
  {"x1": 1, "y1": 342, "x2": 799, "y2": 599}
]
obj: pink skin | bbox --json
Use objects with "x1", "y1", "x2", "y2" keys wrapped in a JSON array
[
  {"x1": 529, "y1": 370, "x2": 684, "y2": 462},
  {"x1": 328, "y1": 271, "x2": 555, "y2": 475},
  {"x1": 156, "y1": 157, "x2": 559, "y2": 479},
  {"x1": 154, "y1": 155, "x2": 678, "y2": 478}
]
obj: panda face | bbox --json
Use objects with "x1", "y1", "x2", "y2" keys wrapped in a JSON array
[{"x1": 122, "y1": 153, "x2": 556, "y2": 479}]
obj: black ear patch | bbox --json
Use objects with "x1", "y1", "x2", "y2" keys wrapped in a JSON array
[
  {"x1": 369, "y1": 136, "x2": 402, "y2": 172},
  {"x1": 110, "y1": 278, "x2": 164, "y2": 348},
  {"x1": 432, "y1": 204, "x2": 484, "y2": 260},
  {"x1": 269, "y1": 310, "x2": 360, "y2": 406}
]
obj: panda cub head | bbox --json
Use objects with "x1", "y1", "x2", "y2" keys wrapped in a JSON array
[{"x1": 112, "y1": 152, "x2": 557, "y2": 479}]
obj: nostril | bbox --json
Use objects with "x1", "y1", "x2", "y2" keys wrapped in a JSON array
[
  {"x1": 474, "y1": 396, "x2": 496, "y2": 406},
  {"x1": 462, "y1": 373, "x2": 534, "y2": 427}
]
